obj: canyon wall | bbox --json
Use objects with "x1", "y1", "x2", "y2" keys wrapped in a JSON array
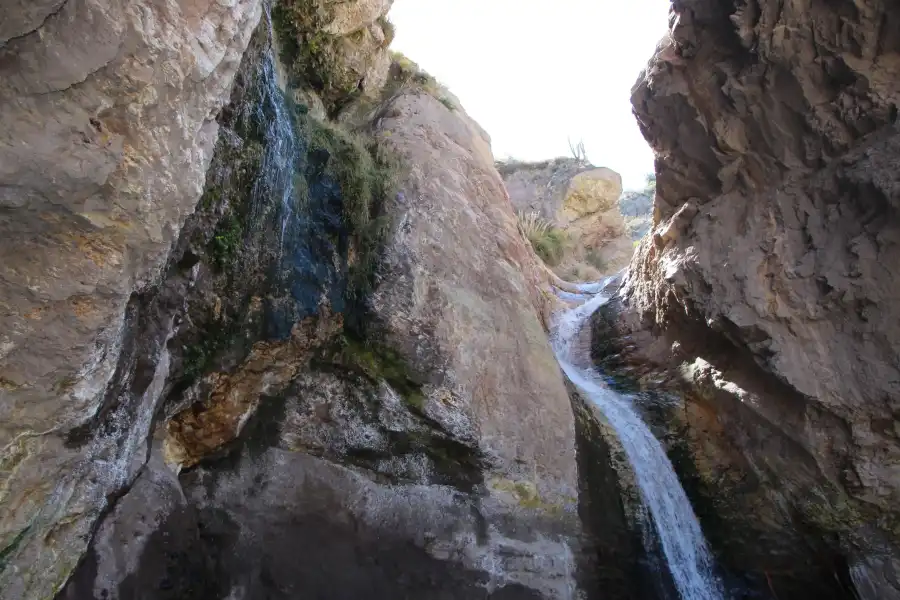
[
  {"x1": 0, "y1": 2, "x2": 594, "y2": 598},
  {"x1": 0, "y1": 1, "x2": 263, "y2": 597},
  {"x1": 593, "y1": 0, "x2": 900, "y2": 597}
]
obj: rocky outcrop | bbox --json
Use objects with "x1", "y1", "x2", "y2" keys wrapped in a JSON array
[
  {"x1": 618, "y1": 190, "x2": 654, "y2": 240},
  {"x1": 500, "y1": 159, "x2": 633, "y2": 279},
  {"x1": 372, "y1": 91, "x2": 579, "y2": 497},
  {"x1": 43, "y1": 8, "x2": 588, "y2": 596},
  {"x1": 0, "y1": 1, "x2": 262, "y2": 597},
  {"x1": 594, "y1": 0, "x2": 900, "y2": 597},
  {"x1": 273, "y1": 0, "x2": 394, "y2": 118}
]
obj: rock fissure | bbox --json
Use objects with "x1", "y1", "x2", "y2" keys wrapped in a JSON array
[{"x1": 0, "y1": 0, "x2": 69, "y2": 47}]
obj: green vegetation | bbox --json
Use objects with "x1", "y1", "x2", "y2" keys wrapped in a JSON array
[
  {"x1": 319, "y1": 334, "x2": 425, "y2": 411},
  {"x1": 491, "y1": 478, "x2": 568, "y2": 514},
  {"x1": 199, "y1": 137, "x2": 264, "y2": 272},
  {"x1": 438, "y1": 95, "x2": 456, "y2": 111},
  {"x1": 304, "y1": 116, "x2": 400, "y2": 311},
  {"x1": 517, "y1": 211, "x2": 567, "y2": 267},
  {"x1": 531, "y1": 229, "x2": 566, "y2": 266},
  {"x1": 181, "y1": 319, "x2": 243, "y2": 382},
  {"x1": 387, "y1": 51, "x2": 456, "y2": 110},
  {"x1": 585, "y1": 247, "x2": 607, "y2": 272},
  {"x1": 377, "y1": 16, "x2": 395, "y2": 48},
  {"x1": 209, "y1": 213, "x2": 243, "y2": 269},
  {"x1": 273, "y1": 0, "x2": 358, "y2": 115}
]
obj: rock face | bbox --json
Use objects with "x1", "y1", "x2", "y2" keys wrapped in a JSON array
[
  {"x1": 500, "y1": 159, "x2": 633, "y2": 279},
  {"x1": 0, "y1": 1, "x2": 262, "y2": 597},
  {"x1": 372, "y1": 92, "x2": 579, "y2": 496},
  {"x1": 43, "y1": 9, "x2": 587, "y2": 597},
  {"x1": 273, "y1": 0, "x2": 394, "y2": 117},
  {"x1": 594, "y1": 0, "x2": 900, "y2": 597}
]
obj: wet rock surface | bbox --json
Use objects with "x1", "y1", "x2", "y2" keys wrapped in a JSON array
[{"x1": 51, "y1": 12, "x2": 587, "y2": 598}]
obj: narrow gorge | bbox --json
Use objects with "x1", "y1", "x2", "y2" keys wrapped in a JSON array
[{"x1": 0, "y1": 1, "x2": 898, "y2": 600}]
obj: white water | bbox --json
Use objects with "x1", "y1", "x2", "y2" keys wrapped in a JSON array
[
  {"x1": 250, "y1": 2, "x2": 300, "y2": 250},
  {"x1": 551, "y1": 278, "x2": 724, "y2": 600}
]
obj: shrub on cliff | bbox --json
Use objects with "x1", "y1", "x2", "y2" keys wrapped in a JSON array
[
  {"x1": 273, "y1": 1, "x2": 395, "y2": 118},
  {"x1": 305, "y1": 116, "x2": 401, "y2": 327},
  {"x1": 387, "y1": 51, "x2": 457, "y2": 110},
  {"x1": 518, "y1": 211, "x2": 567, "y2": 267}
]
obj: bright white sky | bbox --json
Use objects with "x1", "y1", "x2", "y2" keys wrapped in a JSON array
[{"x1": 390, "y1": 0, "x2": 671, "y2": 191}]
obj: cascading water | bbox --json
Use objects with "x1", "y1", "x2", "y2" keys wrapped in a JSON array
[
  {"x1": 551, "y1": 278, "x2": 724, "y2": 600},
  {"x1": 232, "y1": 2, "x2": 343, "y2": 327},
  {"x1": 244, "y1": 1, "x2": 300, "y2": 251}
]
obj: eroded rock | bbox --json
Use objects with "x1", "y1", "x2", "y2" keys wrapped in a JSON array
[
  {"x1": 500, "y1": 159, "x2": 633, "y2": 279},
  {"x1": 0, "y1": 1, "x2": 262, "y2": 597},
  {"x1": 603, "y1": 0, "x2": 900, "y2": 596}
]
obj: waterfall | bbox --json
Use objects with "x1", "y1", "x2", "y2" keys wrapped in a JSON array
[
  {"x1": 551, "y1": 279, "x2": 724, "y2": 600},
  {"x1": 238, "y1": 1, "x2": 300, "y2": 253}
]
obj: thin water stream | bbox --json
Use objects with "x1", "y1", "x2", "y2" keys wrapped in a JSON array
[
  {"x1": 247, "y1": 1, "x2": 300, "y2": 251},
  {"x1": 552, "y1": 279, "x2": 724, "y2": 600}
]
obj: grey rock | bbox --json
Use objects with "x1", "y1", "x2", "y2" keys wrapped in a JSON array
[{"x1": 0, "y1": 0, "x2": 262, "y2": 597}]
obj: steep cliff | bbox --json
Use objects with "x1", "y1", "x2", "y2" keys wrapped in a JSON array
[
  {"x1": 592, "y1": 0, "x2": 900, "y2": 598},
  {"x1": 0, "y1": 3, "x2": 597, "y2": 598},
  {"x1": 0, "y1": 1, "x2": 262, "y2": 597},
  {"x1": 500, "y1": 159, "x2": 633, "y2": 279}
]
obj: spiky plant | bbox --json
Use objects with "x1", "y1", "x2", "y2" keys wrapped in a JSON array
[{"x1": 517, "y1": 211, "x2": 566, "y2": 266}]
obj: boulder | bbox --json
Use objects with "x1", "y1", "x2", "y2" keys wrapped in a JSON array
[{"x1": 500, "y1": 159, "x2": 632, "y2": 278}]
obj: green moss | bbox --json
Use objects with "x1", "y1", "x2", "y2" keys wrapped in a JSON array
[
  {"x1": 324, "y1": 335, "x2": 425, "y2": 411},
  {"x1": 796, "y1": 483, "x2": 865, "y2": 534},
  {"x1": 272, "y1": 0, "x2": 359, "y2": 116},
  {"x1": 200, "y1": 186, "x2": 222, "y2": 211},
  {"x1": 305, "y1": 116, "x2": 400, "y2": 316},
  {"x1": 181, "y1": 318, "x2": 243, "y2": 383},
  {"x1": 208, "y1": 212, "x2": 243, "y2": 270}
]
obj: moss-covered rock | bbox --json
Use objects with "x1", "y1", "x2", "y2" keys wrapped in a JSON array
[
  {"x1": 273, "y1": 0, "x2": 393, "y2": 117},
  {"x1": 303, "y1": 116, "x2": 400, "y2": 323}
]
